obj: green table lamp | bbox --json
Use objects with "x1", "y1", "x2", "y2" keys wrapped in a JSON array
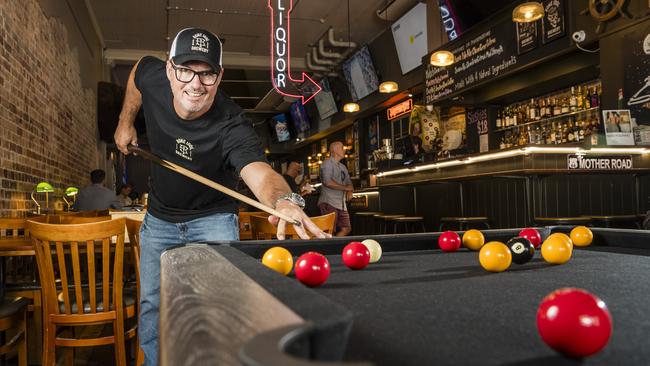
[
  {"x1": 31, "y1": 181, "x2": 54, "y2": 214},
  {"x1": 62, "y1": 186, "x2": 79, "y2": 211}
]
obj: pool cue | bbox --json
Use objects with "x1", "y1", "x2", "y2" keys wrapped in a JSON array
[{"x1": 128, "y1": 145, "x2": 302, "y2": 226}]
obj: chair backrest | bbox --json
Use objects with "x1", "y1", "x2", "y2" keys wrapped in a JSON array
[
  {"x1": 0, "y1": 218, "x2": 28, "y2": 238},
  {"x1": 238, "y1": 211, "x2": 270, "y2": 240},
  {"x1": 28, "y1": 215, "x2": 112, "y2": 224},
  {"x1": 124, "y1": 218, "x2": 141, "y2": 296},
  {"x1": 250, "y1": 212, "x2": 336, "y2": 240},
  {"x1": 27, "y1": 218, "x2": 127, "y2": 317}
]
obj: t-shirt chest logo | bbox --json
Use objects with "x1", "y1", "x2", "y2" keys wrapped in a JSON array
[
  {"x1": 192, "y1": 33, "x2": 209, "y2": 53},
  {"x1": 175, "y1": 138, "x2": 194, "y2": 161}
]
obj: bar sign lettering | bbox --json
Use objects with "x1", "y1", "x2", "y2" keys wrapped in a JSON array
[{"x1": 567, "y1": 155, "x2": 633, "y2": 170}]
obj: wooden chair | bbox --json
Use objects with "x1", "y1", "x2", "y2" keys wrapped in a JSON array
[
  {"x1": 125, "y1": 218, "x2": 144, "y2": 366},
  {"x1": 27, "y1": 218, "x2": 137, "y2": 366},
  {"x1": 250, "y1": 212, "x2": 336, "y2": 240},
  {"x1": 0, "y1": 297, "x2": 29, "y2": 366},
  {"x1": 238, "y1": 211, "x2": 270, "y2": 240},
  {"x1": 0, "y1": 218, "x2": 41, "y2": 364}
]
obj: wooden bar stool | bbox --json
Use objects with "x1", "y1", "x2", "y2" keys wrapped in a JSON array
[
  {"x1": 439, "y1": 217, "x2": 490, "y2": 231},
  {"x1": 533, "y1": 216, "x2": 591, "y2": 226},
  {"x1": 373, "y1": 214, "x2": 405, "y2": 234},
  {"x1": 389, "y1": 216, "x2": 426, "y2": 234},
  {"x1": 589, "y1": 215, "x2": 639, "y2": 229}
]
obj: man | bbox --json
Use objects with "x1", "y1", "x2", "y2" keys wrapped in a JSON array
[
  {"x1": 113, "y1": 28, "x2": 326, "y2": 365},
  {"x1": 282, "y1": 160, "x2": 313, "y2": 196},
  {"x1": 73, "y1": 169, "x2": 122, "y2": 211},
  {"x1": 318, "y1": 141, "x2": 354, "y2": 236}
]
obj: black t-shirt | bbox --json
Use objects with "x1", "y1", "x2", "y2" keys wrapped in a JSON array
[
  {"x1": 282, "y1": 174, "x2": 299, "y2": 194},
  {"x1": 135, "y1": 56, "x2": 266, "y2": 223}
]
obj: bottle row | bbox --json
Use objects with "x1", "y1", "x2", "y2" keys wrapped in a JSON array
[
  {"x1": 496, "y1": 83, "x2": 601, "y2": 129},
  {"x1": 498, "y1": 117, "x2": 601, "y2": 149}
]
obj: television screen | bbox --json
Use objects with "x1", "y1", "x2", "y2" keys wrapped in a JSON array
[
  {"x1": 270, "y1": 113, "x2": 291, "y2": 142},
  {"x1": 342, "y1": 45, "x2": 380, "y2": 101},
  {"x1": 289, "y1": 101, "x2": 311, "y2": 133},
  {"x1": 391, "y1": 2, "x2": 428, "y2": 74},
  {"x1": 313, "y1": 77, "x2": 337, "y2": 120}
]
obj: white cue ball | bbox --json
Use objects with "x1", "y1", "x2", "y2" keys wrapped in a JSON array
[{"x1": 361, "y1": 239, "x2": 382, "y2": 263}]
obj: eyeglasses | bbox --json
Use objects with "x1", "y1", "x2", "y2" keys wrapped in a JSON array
[{"x1": 170, "y1": 62, "x2": 220, "y2": 86}]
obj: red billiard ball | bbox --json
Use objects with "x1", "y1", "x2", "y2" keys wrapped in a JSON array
[
  {"x1": 342, "y1": 242, "x2": 370, "y2": 270},
  {"x1": 438, "y1": 231, "x2": 461, "y2": 252},
  {"x1": 537, "y1": 288, "x2": 613, "y2": 358},
  {"x1": 294, "y1": 252, "x2": 330, "y2": 287},
  {"x1": 519, "y1": 228, "x2": 542, "y2": 248}
]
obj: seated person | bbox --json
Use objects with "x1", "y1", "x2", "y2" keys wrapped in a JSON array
[
  {"x1": 74, "y1": 169, "x2": 123, "y2": 211},
  {"x1": 117, "y1": 183, "x2": 133, "y2": 206}
]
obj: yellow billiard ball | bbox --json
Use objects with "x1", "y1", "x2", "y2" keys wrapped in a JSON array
[
  {"x1": 463, "y1": 229, "x2": 485, "y2": 251},
  {"x1": 479, "y1": 241, "x2": 512, "y2": 272},
  {"x1": 570, "y1": 226, "x2": 593, "y2": 247},
  {"x1": 262, "y1": 246, "x2": 294, "y2": 275}
]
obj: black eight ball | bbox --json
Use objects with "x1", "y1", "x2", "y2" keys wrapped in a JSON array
[{"x1": 507, "y1": 237, "x2": 535, "y2": 264}]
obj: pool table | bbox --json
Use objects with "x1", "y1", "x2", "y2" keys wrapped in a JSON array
[{"x1": 159, "y1": 228, "x2": 650, "y2": 366}]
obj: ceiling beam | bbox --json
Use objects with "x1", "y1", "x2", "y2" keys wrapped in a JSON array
[{"x1": 103, "y1": 49, "x2": 306, "y2": 70}]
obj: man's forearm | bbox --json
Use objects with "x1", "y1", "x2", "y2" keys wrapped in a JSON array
[{"x1": 241, "y1": 162, "x2": 292, "y2": 208}]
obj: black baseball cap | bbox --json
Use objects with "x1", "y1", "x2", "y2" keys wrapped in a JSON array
[{"x1": 169, "y1": 27, "x2": 223, "y2": 72}]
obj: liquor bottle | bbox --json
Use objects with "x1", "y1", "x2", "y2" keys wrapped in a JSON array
[
  {"x1": 519, "y1": 127, "x2": 527, "y2": 146},
  {"x1": 504, "y1": 107, "x2": 511, "y2": 127},
  {"x1": 528, "y1": 98, "x2": 539, "y2": 121},
  {"x1": 578, "y1": 120, "x2": 585, "y2": 141},
  {"x1": 541, "y1": 124, "x2": 549, "y2": 145},
  {"x1": 590, "y1": 87, "x2": 599, "y2": 108},
  {"x1": 496, "y1": 110, "x2": 503, "y2": 128},
  {"x1": 595, "y1": 85, "x2": 602, "y2": 108},
  {"x1": 567, "y1": 121, "x2": 575, "y2": 142},
  {"x1": 545, "y1": 97, "x2": 552, "y2": 117},
  {"x1": 617, "y1": 88, "x2": 624, "y2": 109},
  {"x1": 499, "y1": 136, "x2": 506, "y2": 150},
  {"x1": 584, "y1": 88, "x2": 592, "y2": 109},
  {"x1": 550, "y1": 122, "x2": 557, "y2": 144},
  {"x1": 561, "y1": 97, "x2": 570, "y2": 114},
  {"x1": 512, "y1": 106, "x2": 518, "y2": 126},
  {"x1": 552, "y1": 97, "x2": 559, "y2": 116},
  {"x1": 590, "y1": 118, "x2": 600, "y2": 146},
  {"x1": 577, "y1": 86, "x2": 585, "y2": 110},
  {"x1": 569, "y1": 87, "x2": 578, "y2": 112}
]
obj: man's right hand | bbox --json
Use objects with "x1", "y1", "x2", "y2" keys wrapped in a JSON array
[{"x1": 114, "y1": 122, "x2": 138, "y2": 155}]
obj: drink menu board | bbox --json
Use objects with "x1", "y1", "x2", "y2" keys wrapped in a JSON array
[{"x1": 425, "y1": 2, "x2": 567, "y2": 104}]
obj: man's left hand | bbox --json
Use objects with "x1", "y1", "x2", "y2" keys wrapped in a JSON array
[{"x1": 268, "y1": 201, "x2": 331, "y2": 240}]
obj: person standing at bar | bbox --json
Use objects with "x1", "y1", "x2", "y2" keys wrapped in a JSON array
[
  {"x1": 113, "y1": 27, "x2": 327, "y2": 366},
  {"x1": 318, "y1": 141, "x2": 353, "y2": 236}
]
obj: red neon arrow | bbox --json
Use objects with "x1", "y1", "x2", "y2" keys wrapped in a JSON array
[{"x1": 268, "y1": 0, "x2": 321, "y2": 105}]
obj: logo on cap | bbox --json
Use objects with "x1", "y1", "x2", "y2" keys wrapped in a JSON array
[{"x1": 191, "y1": 33, "x2": 209, "y2": 53}]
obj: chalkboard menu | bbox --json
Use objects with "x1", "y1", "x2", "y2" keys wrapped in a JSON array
[
  {"x1": 466, "y1": 108, "x2": 488, "y2": 153},
  {"x1": 425, "y1": 2, "x2": 567, "y2": 104}
]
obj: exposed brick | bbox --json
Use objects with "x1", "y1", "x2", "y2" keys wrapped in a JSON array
[{"x1": 0, "y1": 0, "x2": 99, "y2": 218}]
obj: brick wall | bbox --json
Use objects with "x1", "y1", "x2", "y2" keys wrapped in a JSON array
[{"x1": 0, "y1": 0, "x2": 99, "y2": 217}]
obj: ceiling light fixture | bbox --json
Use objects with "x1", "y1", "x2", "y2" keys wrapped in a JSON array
[
  {"x1": 343, "y1": 0, "x2": 361, "y2": 112},
  {"x1": 430, "y1": 50, "x2": 455, "y2": 67},
  {"x1": 379, "y1": 81, "x2": 399, "y2": 93},
  {"x1": 343, "y1": 102, "x2": 360, "y2": 113},
  {"x1": 379, "y1": 0, "x2": 398, "y2": 94},
  {"x1": 512, "y1": 2, "x2": 544, "y2": 23}
]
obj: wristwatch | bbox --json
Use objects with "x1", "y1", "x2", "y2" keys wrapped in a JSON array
[{"x1": 275, "y1": 193, "x2": 305, "y2": 208}]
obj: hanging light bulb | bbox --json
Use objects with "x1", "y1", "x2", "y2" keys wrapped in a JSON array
[
  {"x1": 343, "y1": 102, "x2": 360, "y2": 113},
  {"x1": 430, "y1": 50, "x2": 455, "y2": 67},
  {"x1": 512, "y1": 2, "x2": 544, "y2": 23},
  {"x1": 379, "y1": 81, "x2": 399, "y2": 93}
]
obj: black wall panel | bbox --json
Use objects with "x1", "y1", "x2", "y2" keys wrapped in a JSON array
[{"x1": 534, "y1": 174, "x2": 638, "y2": 217}]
